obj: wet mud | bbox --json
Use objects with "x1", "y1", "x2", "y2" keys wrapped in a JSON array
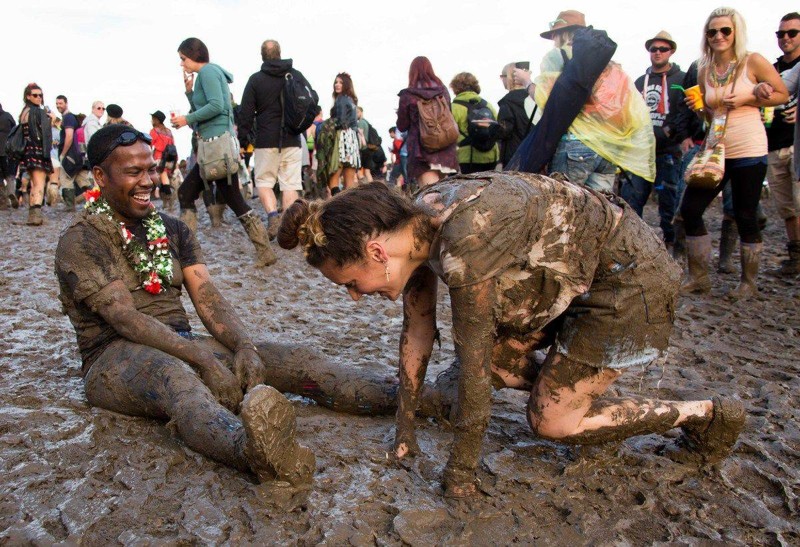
[{"x1": 1, "y1": 199, "x2": 799, "y2": 544}]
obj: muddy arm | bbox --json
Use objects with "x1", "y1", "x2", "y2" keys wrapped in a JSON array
[
  {"x1": 443, "y1": 278, "x2": 496, "y2": 496},
  {"x1": 395, "y1": 266, "x2": 438, "y2": 456}
]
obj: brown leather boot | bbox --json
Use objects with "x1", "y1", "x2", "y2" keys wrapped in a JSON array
[
  {"x1": 717, "y1": 217, "x2": 737, "y2": 273},
  {"x1": 680, "y1": 235, "x2": 712, "y2": 294},
  {"x1": 239, "y1": 211, "x2": 277, "y2": 267},
  {"x1": 727, "y1": 242, "x2": 761, "y2": 300},
  {"x1": 180, "y1": 209, "x2": 198, "y2": 233}
]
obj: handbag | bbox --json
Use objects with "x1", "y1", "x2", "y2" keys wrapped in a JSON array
[
  {"x1": 197, "y1": 131, "x2": 239, "y2": 183},
  {"x1": 5, "y1": 124, "x2": 25, "y2": 161}
]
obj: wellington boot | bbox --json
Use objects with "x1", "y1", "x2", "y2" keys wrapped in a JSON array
[
  {"x1": 680, "y1": 235, "x2": 712, "y2": 294},
  {"x1": 239, "y1": 211, "x2": 277, "y2": 267},
  {"x1": 240, "y1": 385, "x2": 315, "y2": 486},
  {"x1": 26, "y1": 206, "x2": 44, "y2": 226},
  {"x1": 180, "y1": 209, "x2": 198, "y2": 234},
  {"x1": 775, "y1": 241, "x2": 800, "y2": 276},
  {"x1": 717, "y1": 218, "x2": 737, "y2": 273},
  {"x1": 208, "y1": 204, "x2": 225, "y2": 228},
  {"x1": 727, "y1": 242, "x2": 761, "y2": 301},
  {"x1": 62, "y1": 188, "x2": 76, "y2": 211}
]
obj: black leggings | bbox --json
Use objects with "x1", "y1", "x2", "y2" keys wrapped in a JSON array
[
  {"x1": 680, "y1": 160, "x2": 766, "y2": 244},
  {"x1": 178, "y1": 163, "x2": 250, "y2": 217}
]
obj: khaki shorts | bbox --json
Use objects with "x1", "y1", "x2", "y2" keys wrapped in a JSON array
[
  {"x1": 59, "y1": 168, "x2": 92, "y2": 190},
  {"x1": 253, "y1": 147, "x2": 302, "y2": 191},
  {"x1": 767, "y1": 146, "x2": 800, "y2": 219}
]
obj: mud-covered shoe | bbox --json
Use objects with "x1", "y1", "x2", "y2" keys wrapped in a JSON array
[
  {"x1": 666, "y1": 396, "x2": 745, "y2": 465},
  {"x1": 267, "y1": 212, "x2": 281, "y2": 241},
  {"x1": 240, "y1": 385, "x2": 315, "y2": 486}
]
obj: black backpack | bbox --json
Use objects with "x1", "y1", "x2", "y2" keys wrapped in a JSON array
[
  {"x1": 366, "y1": 124, "x2": 382, "y2": 150},
  {"x1": 281, "y1": 71, "x2": 319, "y2": 136},
  {"x1": 453, "y1": 98, "x2": 500, "y2": 153}
]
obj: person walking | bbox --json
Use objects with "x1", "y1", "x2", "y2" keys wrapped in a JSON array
[
  {"x1": 327, "y1": 73, "x2": 360, "y2": 195},
  {"x1": 450, "y1": 72, "x2": 500, "y2": 174},
  {"x1": 497, "y1": 63, "x2": 536, "y2": 169},
  {"x1": 0, "y1": 103, "x2": 16, "y2": 209},
  {"x1": 18, "y1": 83, "x2": 54, "y2": 225}
]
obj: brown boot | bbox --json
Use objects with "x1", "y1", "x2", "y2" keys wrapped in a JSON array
[
  {"x1": 180, "y1": 209, "x2": 198, "y2": 234},
  {"x1": 26, "y1": 206, "x2": 44, "y2": 226},
  {"x1": 240, "y1": 385, "x2": 316, "y2": 486},
  {"x1": 239, "y1": 211, "x2": 277, "y2": 267},
  {"x1": 208, "y1": 204, "x2": 225, "y2": 228},
  {"x1": 727, "y1": 242, "x2": 761, "y2": 300},
  {"x1": 680, "y1": 235, "x2": 712, "y2": 294},
  {"x1": 267, "y1": 212, "x2": 281, "y2": 241},
  {"x1": 775, "y1": 241, "x2": 800, "y2": 276},
  {"x1": 666, "y1": 397, "x2": 745, "y2": 465},
  {"x1": 717, "y1": 217, "x2": 737, "y2": 273}
]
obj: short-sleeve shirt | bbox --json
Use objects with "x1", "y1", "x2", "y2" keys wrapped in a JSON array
[
  {"x1": 55, "y1": 210, "x2": 205, "y2": 374},
  {"x1": 59, "y1": 112, "x2": 79, "y2": 156}
]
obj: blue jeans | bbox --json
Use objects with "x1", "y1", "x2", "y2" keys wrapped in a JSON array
[
  {"x1": 550, "y1": 139, "x2": 616, "y2": 193},
  {"x1": 619, "y1": 153, "x2": 680, "y2": 243}
]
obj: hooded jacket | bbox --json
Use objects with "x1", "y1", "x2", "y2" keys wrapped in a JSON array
[
  {"x1": 396, "y1": 85, "x2": 459, "y2": 180},
  {"x1": 451, "y1": 91, "x2": 500, "y2": 165},
  {"x1": 185, "y1": 63, "x2": 235, "y2": 140},
  {"x1": 497, "y1": 89, "x2": 533, "y2": 166},
  {"x1": 634, "y1": 63, "x2": 687, "y2": 155},
  {"x1": 239, "y1": 59, "x2": 313, "y2": 149}
]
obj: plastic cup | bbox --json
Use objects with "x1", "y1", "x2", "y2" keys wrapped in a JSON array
[
  {"x1": 762, "y1": 107, "x2": 775, "y2": 128},
  {"x1": 684, "y1": 85, "x2": 704, "y2": 110},
  {"x1": 170, "y1": 109, "x2": 181, "y2": 119}
]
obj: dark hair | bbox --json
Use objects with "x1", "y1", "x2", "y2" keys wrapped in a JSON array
[
  {"x1": 450, "y1": 72, "x2": 480, "y2": 95},
  {"x1": 76, "y1": 113, "x2": 86, "y2": 125},
  {"x1": 178, "y1": 37, "x2": 210, "y2": 63},
  {"x1": 278, "y1": 184, "x2": 426, "y2": 268},
  {"x1": 389, "y1": 126, "x2": 397, "y2": 133},
  {"x1": 408, "y1": 56, "x2": 444, "y2": 88},
  {"x1": 260, "y1": 39, "x2": 281, "y2": 61},
  {"x1": 87, "y1": 124, "x2": 148, "y2": 168},
  {"x1": 781, "y1": 12, "x2": 800, "y2": 22},
  {"x1": 333, "y1": 72, "x2": 358, "y2": 104},
  {"x1": 23, "y1": 82, "x2": 42, "y2": 105},
  {"x1": 56, "y1": 95, "x2": 68, "y2": 103}
]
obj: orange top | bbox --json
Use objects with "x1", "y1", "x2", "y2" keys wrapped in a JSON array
[{"x1": 704, "y1": 60, "x2": 767, "y2": 159}]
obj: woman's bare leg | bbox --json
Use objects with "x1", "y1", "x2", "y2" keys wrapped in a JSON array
[
  {"x1": 29, "y1": 169, "x2": 46, "y2": 206},
  {"x1": 342, "y1": 167, "x2": 358, "y2": 189}
]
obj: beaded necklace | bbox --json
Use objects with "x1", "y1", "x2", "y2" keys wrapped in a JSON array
[{"x1": 712, "y1": 59, "x2": 738, "y2": 88}]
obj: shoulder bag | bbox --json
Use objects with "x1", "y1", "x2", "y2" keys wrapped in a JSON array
[{"x1": 195, "y1": 75, "x2": 240, "y2": 183}]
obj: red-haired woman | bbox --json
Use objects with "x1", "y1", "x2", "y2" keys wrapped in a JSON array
[
  {"x1": 327, "y1": 73, "x2": 360, "y2": 195},
  {"x1": 18, "y1": 83, "x2": 55, "y2": 225},
  {"x1": 396, "y1": 56, "x2": 459, "y2": 187}
]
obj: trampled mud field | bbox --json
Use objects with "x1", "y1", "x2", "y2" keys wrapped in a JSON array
[{"x1": 1, "y1": 196, "x2": 798, "y2": 545}]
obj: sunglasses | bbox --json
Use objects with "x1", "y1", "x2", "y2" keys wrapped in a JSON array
[
  {"x1": 776, "y1": 29, "x2": 800, "y2": 39},
  {"x1": 93, "y1": 130, "x2": 152, "y2": 167},
  {"x1": 95, "y1": 106, "x2": 105, "y2": 111},
  {"x1": 30, "y1": 93, "x2": 43, "y2": 98},
  {"x1": 706, "y1": 27, "x2": 733, "y2": 38},
  {"x1": 649, "y1": 46, "x2": 672, "y2": 53}
]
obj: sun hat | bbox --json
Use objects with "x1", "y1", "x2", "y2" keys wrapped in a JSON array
[
  {"x1": 645, "y1": 30, "x2": 677, "y2": 52},
  {"x1": 540, "y1": 10, "x2": 587, "y2": 39}
]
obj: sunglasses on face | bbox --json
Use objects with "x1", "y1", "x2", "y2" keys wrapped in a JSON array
[
  {"x1": 93, "y1": 130, "x2": 153, "y2": 167},
  {"x1": 649, "y1": 46, "x2": 672, "y2": 53},
  {"x1": 776, "y1": 29, "x2": 800, "y2": 39},
  {"x1": 706, "y1": 27, "x2": 733, "y2": 39},
  {"x1": 30, "y1": 93, "x2": 43, "y2": 98},
  {"x1": 95, "y1": 106, "x2": 105, "y2": 111}
]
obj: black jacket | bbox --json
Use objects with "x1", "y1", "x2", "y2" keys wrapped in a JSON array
[
  {"x1": 634, "y1": 63, "x2": 687, "y2": 155},
  {"x1": 0, "y1": 108, "x2": 15, "y2": 157},
  {"x1": 497, "y1": 89, "x2": 533, "y2": 166},
  {"x1": 239, "y1": 59, "x2": 312, "y2": 149}
]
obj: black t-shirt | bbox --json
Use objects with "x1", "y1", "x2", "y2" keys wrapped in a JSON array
[
  {"x1": 767, "y1": 56, "x2": 800, "y2": 151},
  {"x1": 59, "y1": 112, "x2": 79, "y2": 156}
]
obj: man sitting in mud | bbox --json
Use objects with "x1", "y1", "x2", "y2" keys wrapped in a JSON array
[{"x1": 54, "y1": 124, "x2": 316, "y2": 486}]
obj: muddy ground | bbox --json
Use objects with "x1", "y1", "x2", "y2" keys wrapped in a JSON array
[{"x1": 0, "y1": 194, "x2": 798, "y2": 546}]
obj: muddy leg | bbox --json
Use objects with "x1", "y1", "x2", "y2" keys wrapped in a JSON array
[
  {"x1": 527, "y1": 348, "x2": 712, "y2": 445},
  {"x1": 84, "y1": 340, "x2": 249, "y2": 471}
]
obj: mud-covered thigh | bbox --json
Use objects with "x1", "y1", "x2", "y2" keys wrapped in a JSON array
[
  {"x1": 554, "y1": 276, "x2": 678, "y2": 370},
  {"x1": 84, "y1": 338, "x2": 218, "y2": 419}
]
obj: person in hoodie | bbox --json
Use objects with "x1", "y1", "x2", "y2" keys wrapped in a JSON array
[
  {"x1": 620, "y1": 31, "x2": 687, "y2": 249},
  {"x1": 497, "y1": 62, "x2": 536, "y2": 169},
  {"x1": 450, "y1": 72, "x2": 500, "y2": 174},
  {"x1": 396, "y1": 56, "x2": 459, "y2": 187},
  {"x1": 171, "y1": 37, "x2": 277, "y2": 268},
  {"x1": 239, "y1": 39, "x2": 317, "y2": 240}
]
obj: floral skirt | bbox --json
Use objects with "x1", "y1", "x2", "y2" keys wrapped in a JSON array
[
  {"x1": 337, "y1": 128, "x2": 361, "y2": 169},
  {"x1": 22, "y1": 124, "x2": 53, "y2": 174}
]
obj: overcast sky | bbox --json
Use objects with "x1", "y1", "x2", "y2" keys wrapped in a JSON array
[{"x1": 2, "y1": 0, "x2": 795, "y2": 158}]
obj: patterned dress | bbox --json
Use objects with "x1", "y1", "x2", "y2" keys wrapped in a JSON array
[{"x1": 22, "y1": 121, "x2": 53, "y2": 173}]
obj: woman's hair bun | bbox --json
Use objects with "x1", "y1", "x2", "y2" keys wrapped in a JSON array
[{"x1": 277, "y1": 199, "x2": 311, "y2": 250}]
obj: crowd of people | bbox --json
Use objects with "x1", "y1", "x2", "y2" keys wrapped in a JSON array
[{"x1": 2, "y1": 6, "x2": 797, "y2": 498}]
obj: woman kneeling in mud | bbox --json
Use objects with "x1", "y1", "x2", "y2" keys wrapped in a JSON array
[{"x1": 278, "y1": 172, "x2": 746, "y2": 497}]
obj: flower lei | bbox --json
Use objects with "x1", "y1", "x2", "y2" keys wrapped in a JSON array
[{"x1": 84, "y1": 188, "x2": 173, "y2": 294}]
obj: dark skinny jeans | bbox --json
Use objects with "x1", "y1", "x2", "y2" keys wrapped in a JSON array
[
  {"x1": 178, "y1": 163, "x2": 251, "y2": 217},
  {"x1": 680, "y1": 159, "x2": 766, "y2": 244}
]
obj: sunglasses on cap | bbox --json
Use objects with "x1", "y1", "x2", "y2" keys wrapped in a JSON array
[
  {"x1": 706, "y1": 27, "x2": 733, "y2": 38},
  {"x1": 93, "y1": 130, "x2": 152, "y2": 167},
  {"x1": 776, "y1": 29, "x2": 800, "y2": 39},
  {"x1": 649, "y1": 46, "x2": 672, "y2": 53}
]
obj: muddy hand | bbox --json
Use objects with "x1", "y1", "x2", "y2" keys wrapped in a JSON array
[
  {"x1": 200, "y1": 358, "x2": 243, "y2": 412},
  {"x1": 233, "y1": 348, "x2": 267, "y2": 391}
]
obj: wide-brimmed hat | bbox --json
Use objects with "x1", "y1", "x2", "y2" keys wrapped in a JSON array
[
  {"x1": 645, "y1": 30, "x2": 677, "y2": 52},
  {"x1": 540, "y1": 10, "x2": 586, "y2": 39},
  {"x1": 151, "y1": 110, "x2": 166, "y2": 123}
]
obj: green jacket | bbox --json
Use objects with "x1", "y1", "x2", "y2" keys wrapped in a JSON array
[
  {"x1": 185, "y1": 63, "x2": 234, "y2": 139},
  {"x1": 451, "y1": 91, "x2": 499, "y2": 165}
]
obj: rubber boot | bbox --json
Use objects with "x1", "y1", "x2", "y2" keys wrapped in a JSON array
[
  {"x1": 239, "y1": 210, "x2": 278, "y2": 267},
  {"x1": 208, "y1": 204, "x2": 225, "y2": 228},
  {"x1": 62, "y1": 188, "x2": 76, "y2": 211},
  {"x1": 267, "y1": 212, "x2": 281, "y2": 241},
  {"x1": 26, "y1": 205, "x2": 43, "y2": 226},
  {"x1": 680, "y1": 235, "x2": 712, "y2": 294},
  {"x1": 672, "y1": 217, "x2": 686, "y2": 262},
  {"x1": 717, "y1": 217, "x2": 737, "y2": 273},
  {"x1": 727, "y1": 242, "x2": 761, "y2": 300},
  {"x1": 180, "y1": 208, "x2": 198, "y2": 234},
  {"x1": 776, "y1": 241, "x2": 800, "y2": 276}
]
